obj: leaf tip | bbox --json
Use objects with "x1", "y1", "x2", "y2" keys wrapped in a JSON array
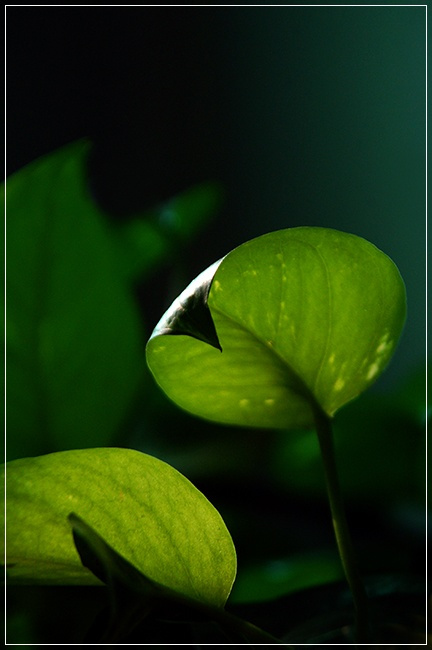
[{"x1": 150, "y1": 259, "x2": 224, "y2": 352}]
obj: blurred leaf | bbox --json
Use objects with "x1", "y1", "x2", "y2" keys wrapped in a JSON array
[
  {"x1": 147, "y1": 228, "x2": 406, "y2": 429},
  {"x1": 271, "y1": 393, "x2": 424, "y2": 503},
  {"x1": 5, "y1": 140, "x2": 144, "y2": 456},
  {"x1": 229, "y1": 552, "x2": 343, "y2": 604},
  {"x1": 4, "y1": 447, "x2": 237, "y2": 608},
  {"x1": 114, "y1": 182, "x2": 223, "y2": 280}
]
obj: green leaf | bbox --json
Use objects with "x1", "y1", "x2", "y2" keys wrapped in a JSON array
[
  {"x1": 4, "y1": 448, "x2": 236, "y2": 608},
  {"x1": 69, "y1": 513, "x2": 157, "y2": 595},
  {"x1": 147, "y1": 227, "x2": 406, "y2": 429},
  {"x1": 115, "y1": 182, "x2": 223, "y2": 280},
  {"x1": 5, "y1": 141, "x2": 144, "y2": 455}
]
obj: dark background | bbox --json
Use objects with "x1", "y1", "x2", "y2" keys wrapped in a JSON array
[{"x1": 7, "y1": 5, "x2": 426, "y2": 387}]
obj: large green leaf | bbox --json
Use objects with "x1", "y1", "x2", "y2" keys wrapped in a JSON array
[
  {"x1": 5, "y1": 141, "x2": 144, "y2": 456},
  {"x1": 3, "y1": 448, "x2": 236, "y2": 608},
  {"x1": 146, "y1": 228, "x2": 406, "y2": 429}
]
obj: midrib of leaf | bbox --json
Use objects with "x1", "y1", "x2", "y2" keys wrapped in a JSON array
[
  {"x1": 209, "y1": 301, "x2": 322, "y2": 415},
  {"x1": 305, "y1": 241, "x2": 333, "y2": 395},
  {"x1": 208, "y1": 236, "x2": 336, "y2": 417}
]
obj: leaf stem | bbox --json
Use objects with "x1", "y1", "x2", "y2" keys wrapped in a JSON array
[{"x1": 313, "y1": 405, "x2": 370, "y2": 643}]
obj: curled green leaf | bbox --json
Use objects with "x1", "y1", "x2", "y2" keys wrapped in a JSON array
[
  {"x1": 147, "y1": 227, "x2": 406, "y2": 429},
  {"x1": 152, "y1": 260, "x2": 223, "y2": 350}
]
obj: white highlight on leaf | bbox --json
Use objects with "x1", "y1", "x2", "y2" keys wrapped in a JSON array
[
  {"x1": 239, "y1": 399, "x2": 250, "y2": 408},
  {"x1": 264, "y1": 398, "x2": 275, "y2": 406}
]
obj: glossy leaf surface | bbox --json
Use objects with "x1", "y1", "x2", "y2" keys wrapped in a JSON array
[
  {"x1": 147, "y1": 228, "x2": 406, "y2": 428},
  {"x1": 4, "y1": 448, "x2": 236, "y2": 607}
]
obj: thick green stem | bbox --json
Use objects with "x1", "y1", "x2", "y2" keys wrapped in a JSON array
[{"x1": 313, "y1": 405, "x2": 370, "y2": 643}]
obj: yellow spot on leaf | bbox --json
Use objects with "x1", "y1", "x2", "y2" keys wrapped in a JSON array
[
  {"x1": 366, "y1": 363, "x2": 380, "y2": 380},
  {"x1": 376, "y1": 337, "x2": 393, "y2": 355},
  {"x1": 334, "y1": 377, "x2": 345, "y2": 391}
]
